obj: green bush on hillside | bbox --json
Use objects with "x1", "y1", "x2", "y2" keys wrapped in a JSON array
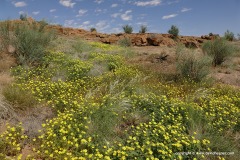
[
  {"x1": 224, "y1": 30, "x2": 234, "y2": 41},
  {"x1": 122, "y1": 25, "x2": 133, "y2": 34},
  {"x1": 176, "y1": 48, "x2": 211, "y2": 82},
  {"x1": 139, "y1": 25, "x2": 147, "y2": 33},
  {"x1": 202, "y1": 38, "x2": 235, "y2": 66},
  {"x1": 168, "y1": 25, "x2": 179, "y2": 39},
  {"x1": 0, "y1": 21, "x2": 56, "y2": 66}
]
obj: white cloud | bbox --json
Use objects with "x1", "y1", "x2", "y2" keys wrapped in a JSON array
[
  {"x1": 94, "y1": 0, "x2": 104, "y2": 4},
  {"x1": 181, "y1": 8, "x2": 192, "y2": 12},
  {"x1": 111, "y1": 13, "x2": 120, "y2": 18},
  {"x1": 32, "y1": 11, "x2": 40, "y2": 15},
  {"x1": 95, "y1": 8, "x2": 107, "y2": 14},
  {"x1": 121, "y1": 10, "x2": 132, "y2": 21},
  {"x1": 111, "y1": 27, "x2": 121, "y2": 33},
  {"x1": 13, "y1": 1, "x2": 27, "y2": 7},
  {"x1": 167, "y1": 0, "x2": 180, "y2": 5},
  {"x1": 96, "y1": 20, "x2": 110, "y2": 31},
  {"x1": 83, "y1": 21, "x2": 90, "y2": 25},
  {"x1": 64, "y1": 19, "x2": 75, "y2": 26},
  {"x1": 162, "y1": 14, "x2": 178, "y2": 19},
  {"x1": 50, "y1": 9, "x2": 56, "y2": 12},
  {"x1": 19, "y1": 11, "x2": 25, "y2": 15},
  {"x1": 111, "y1": 3, "x2": 118, "y2": 7},
  {"x1": 135, "y1": 0, "x2": 161, "y2": 6},
  {"x1": 76, "y1": 9, "x2": 88, "y2": 17},
  {"x1": 59, "y1": 0, "x2": 76, "y2": 8}
]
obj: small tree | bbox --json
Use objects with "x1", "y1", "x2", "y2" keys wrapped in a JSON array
[
  {"x1": 139, "y1": 25, "x2": 147, "y2": 33},
  {"x1": 122, "y1": 25, "x2": 133, "y2": 34},
  {"x1": 168, "y1": 25, "x2": 179, "y2": 38},
  {"x1": 224, "y1": 30, "x2": 234, "y2": 41},
  {"x1": 90, "y1": 27, "x2": 97, "y2": 32},
  {"x1": 20, "y1": 14, "x2": 27, "y2": 21}
]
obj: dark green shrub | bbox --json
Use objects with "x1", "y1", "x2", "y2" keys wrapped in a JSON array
[
  {"x1": 224, "y1": 30, "x2": 234, "y2": 41},
  {"x1": 176, "y1": 49, "x2": 211, "y2": 82},
  {"x1": 19, "y1": 14, "x2": 27, "y2": 21},
  {"x1": 139, "y1": 25, "x2": 147, "y2": 33},
  {"x1": 122, "y1": 25, "x2": 133, "y2": 34},
  {"x1": 202, "y1": 38, "x2": 235, "y2": 66},
  {"x1": 118, "y1": 37, "x2": 132, "y2": 47},
  {"x1": 90, "y1": 27, "x2": 97, "y2": 32},
  {"x1": 168, "y1": 25, "x2": 179, "y2": 38}
]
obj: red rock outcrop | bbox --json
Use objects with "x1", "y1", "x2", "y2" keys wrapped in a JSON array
[{"x1": 2, "y1": 18, "x2": 218, "y2": 48}]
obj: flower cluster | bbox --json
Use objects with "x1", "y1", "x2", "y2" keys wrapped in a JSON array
[{"x1": 0, "y1": 123, "x2": 27, "y2": 156}]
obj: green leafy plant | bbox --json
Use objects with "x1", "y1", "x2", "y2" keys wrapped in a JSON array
[
  {"x1": 168, "y1": 25, "x2": 179, "y2": 39},
  {"x1": 122, "y1": 25, "x2": 133, "y2": 34},
  {"x1": 202, "y1": 38, "x2": 235, "y2": 66},
  {"x1": 139, "y1": 25, "x2": 147, "y2": 33}
]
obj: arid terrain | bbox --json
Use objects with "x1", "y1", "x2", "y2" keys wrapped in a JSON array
[{"x1": 0, "y1": 19, "x2": 239, "y2": 159}]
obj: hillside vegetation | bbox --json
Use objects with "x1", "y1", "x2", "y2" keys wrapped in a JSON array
[{"x1": 0, "y1": 20, "x2": 239, "y2": 160}]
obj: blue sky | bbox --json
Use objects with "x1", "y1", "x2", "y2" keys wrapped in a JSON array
[{"x1": 0, "y1": 0, "x2": 239, "y2": 36}]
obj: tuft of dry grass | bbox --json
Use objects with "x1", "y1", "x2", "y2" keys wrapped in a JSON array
[{"x1": 2, "y1": 85, "x2": 37, "y2": 110}]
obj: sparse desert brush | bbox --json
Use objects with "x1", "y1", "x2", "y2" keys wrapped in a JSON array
[
  {"x1": 90, "y1": 27, "x2": 97, "y2": 32},
  {"x1": 2, "y1": 84, "x2": 37, "y2": 109},
  {"x1": 122, "y1": 24, "x2": 133, "y2": 34},
  {"x1": 202, "y1": 38, "x2": 235, "y2": 66},
  {"x1": 0, "y1": 20, "x2": 56, "y2": 66},
  {"x1": 118, "y1": 37, "x2": 132, "y2": 47},
  {"x1": 139, "y1": 25, "x2": 147, "y2": 33},
  {"x1": 14, "y1": 23, "x2": 56, "y2": 65},
  {"x1": 224, "y1": 30, "x2": 235, "y2": 41},
  {"x1": 176, "y1": 48, "x2": 211, "y2": 82}
]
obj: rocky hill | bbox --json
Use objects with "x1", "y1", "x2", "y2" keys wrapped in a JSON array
[
  {"x1": 1, "y1": 18, "x2": 219, "y2": 48},
  {"x1": 48, "y1": 24, "x2": 219, "y2": 48}
]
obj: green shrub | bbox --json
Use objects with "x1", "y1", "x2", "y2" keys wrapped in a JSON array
[
  {"x1": 0, "y1": 21, "x2": 56, "y2": 66},
  {"x1": 19, "y1": 14, "x2": 27, "y2": 21},
  {"x1": 90, "y1": 27, "x2": 97, "y2": 32},
  {"x1": 202, "y1": 38, "x2": 235, "y2": 66},
  {"x1": 224, "y1": 30, "x2": 234, "y2": 41},
  {"x1": 139, "y1": 25, "x2": 147, "y2": 33},
  {"x1": 122, "y1": 25, "x2": 133, "y2": 34},
  {"x1": 168, "y1": 25, "x2": 179, "y2": 38},
  {"x1": 13, "y1": 23, "x2": 56, "y2": 65},
  {"x1": 118, "y1": 37, "x2": 132, "y2": 47},
  {"x1": 176, "y1": 50, "x2": 211, "y2": 82}
]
